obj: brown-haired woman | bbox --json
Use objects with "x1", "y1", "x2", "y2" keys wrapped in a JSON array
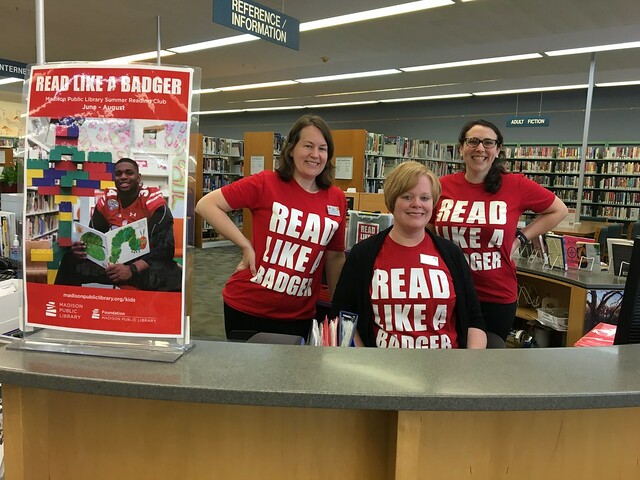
[{"x1": 196, "y1": 114, "x2": 347, "y2": 339}]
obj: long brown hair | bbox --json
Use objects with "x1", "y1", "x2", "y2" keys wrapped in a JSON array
[{"x1": 276, "y1": 114, "x2": 335, "y2": 189}]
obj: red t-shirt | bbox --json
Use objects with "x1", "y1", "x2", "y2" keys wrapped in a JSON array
[
  {"x1": 96, "y1": 186, "x2": 165, "y2": 228},
  {"x1": 222, "y1": 171, "x2": 347, "y2": 320},
  {"x1": 432, "y1": 172, "x2": 555, "y2": 303},
  {"x1": 370, "y1": 234, "x2": 458, "y2": 349}
]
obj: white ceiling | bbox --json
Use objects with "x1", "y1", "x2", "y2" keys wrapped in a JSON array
[{"x1": 1, "y1": 0, "x2": 640, "y2": 113}]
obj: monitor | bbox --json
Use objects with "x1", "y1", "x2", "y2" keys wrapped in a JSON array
[
  {"x1": 607, "y1": 238, "x2": 634, "y2": 277},
  {"x1": 613, "y1": 237, "x2": 640, "y2": 345}
]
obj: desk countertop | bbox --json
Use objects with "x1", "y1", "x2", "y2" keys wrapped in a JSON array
[
  {"x1": 0, "y1": 339, "x2": 639, "y2": 412},
  {"x1": 515, "y1": 257, "x2": 626, "y2": 290}
]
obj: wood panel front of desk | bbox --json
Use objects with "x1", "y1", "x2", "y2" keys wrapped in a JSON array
[{"x1": 4, "y1": 385, "x2": 640, "y2": 479}]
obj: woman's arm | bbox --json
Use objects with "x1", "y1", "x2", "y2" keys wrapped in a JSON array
[
  {"x1": 324, "y1": 249, "x2": 346, "y2": 299},
  {"x1": 195, "y1": 190, "x2": 256, "y2": 274},
  {"x1": 466, "y1": 327, "x2": 487, "y2": 349},
  {"x1": 520, "y1": 196, "x2": 568, "y2": 241}
]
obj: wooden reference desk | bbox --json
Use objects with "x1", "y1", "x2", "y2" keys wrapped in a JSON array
[
  {"x1": 515, "y1": 257, "x2": 625, "y2": 345},
  {"x1": 551, "y1": 220, "x2": 607, "y2": 238},
  {"x1": 1, "y1": 341, "x2": 640, "y2": 479}
]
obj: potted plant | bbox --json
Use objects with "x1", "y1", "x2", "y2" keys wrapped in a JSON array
[{"x1": 0, "y1": 160, "x2": 21, "y2": 193}]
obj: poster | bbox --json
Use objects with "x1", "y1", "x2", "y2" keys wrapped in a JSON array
[{"x1": 24, "y1": 63, "x2": 192, "y2": 337}]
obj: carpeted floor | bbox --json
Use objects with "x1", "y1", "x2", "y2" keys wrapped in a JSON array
[{"x1": 190, "y1": 244, "x2": 242, "y2": 341}]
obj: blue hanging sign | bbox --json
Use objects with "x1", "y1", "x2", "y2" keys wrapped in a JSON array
[
  {"x1": 0, "y1": 58, "x2": 28, "y2": 80},
  {"x1": 506, "y1": 116, "x2": 550, "y2": 127},
  {"x1": 213, "y1": 0, "x2": 300, "y2": 51}
]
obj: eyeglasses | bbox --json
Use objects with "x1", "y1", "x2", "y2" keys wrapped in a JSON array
[{"x1": 464, "y1": 137, "x2": 499, "y2": 149}]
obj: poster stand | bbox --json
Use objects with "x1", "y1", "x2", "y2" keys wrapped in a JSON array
[
  {"x1": 7, "y1": 327, "x2": 194, "y2": 362},
  {"x1": 13, "y1": 62, "x2": 199, "y2": 362}
]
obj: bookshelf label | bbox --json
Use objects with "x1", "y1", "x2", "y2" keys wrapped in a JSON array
[
  {"x1": 506, "y1": 116, "x2": 550, "y2": 128},
  {"x1": 213, "y1": 0, "x2": 300, "y2": 50}
]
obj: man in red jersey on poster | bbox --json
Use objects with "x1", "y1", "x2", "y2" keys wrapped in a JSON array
[{"x1": 54, "y1": 157, "x2": 182, "y2": 291}]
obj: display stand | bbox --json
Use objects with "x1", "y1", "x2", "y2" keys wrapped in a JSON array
[
  {"x1": 7, "y1": 325, "x2": 194, "y2": 363},
  {"x1": 15, "y1": 62, "x2": 197, "y2": 363}
]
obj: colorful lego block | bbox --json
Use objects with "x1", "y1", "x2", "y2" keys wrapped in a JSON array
[
  {"x1": 49, "y1": 146, "x2": 84, "y2": 162},
  {"x1": 32, "y1": 178, "x2": 58, "y2": 187},
  {"x1": 57, "y1": 221, "x2": 72, "y2": 238},
  {"x1": 71, "y1": 187, "x2": 100, "y2": 197},
  {"x1": 87, "y1": 151, "x2": 112, "y2": 163},
  {"x1": 27, "y1": 159, "x2": 51, "y2": 169},
  {"x1": 58, "y1": 212, "x2": 73, "y2": 222},
  {"x1": 100, "y1": 181, "x2": 116, "y2": 189},
  {"x1": 94, "y1": 173, "x2": 116, "y2": 181},
  {"x1": 30, "y1": 248, "x2": 54, "y2": 262},
  {"x1": 54, "y1": 195, "x2": 78, "y2": 204},
  {"x1": 37, "y1": 186, "x2": 61, "y2": 196},
  {"x1": 60, "y1": 175, "x2": 75, "y2": 188},
  {"x1": 82, "y1": 162, "x2": 108, "y2": 173},
  {"x1": 76, "y1": 179, "x2": 101, "y2": 189},
  {"x1": 58, "y1": 202, "x2": 73, "y2": 213},
  {"x1": 57, "y1": 237, "x2": 72, "y2": 247},
  {"x1": 54, "y1": 160, "x2": 78, "y2": 171}
]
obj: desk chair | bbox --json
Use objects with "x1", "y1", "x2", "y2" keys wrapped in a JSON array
[{"x1": 627, "y1": 220, "x2": 640, "y2": 241}]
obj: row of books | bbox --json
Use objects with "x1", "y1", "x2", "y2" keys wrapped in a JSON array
[
  {"x1": 203, "y1": 175, "x2": 237, "y2": 192},
  {"x1": 602, "y1": 162, "x2": 640, "y2": 174},
  {"x1": 596, "y1": 192, "x2": 640, "y2": 205},
  {"x1": 519, "y1": 233, "x2": 601, "y2": 272},
  {"x1": 203, "y1": 136, "x2": 243, "y2": 157},
  {"x1": 0, "y1": 212, "x2": 16, "y2": 258},
  {"x1": 26, "y1": 212, "x2": 59, "y2": 240},
  {"x1": 203, "y1": 156, "x2": 244, "y2": 174},
  {"x1": 591, "y1": 206, "x2": 640, "y2": 221},
  {"x1": 507, "y1": 145, "x2": 640, "y2": 160},
  {"x1": 26, "y1": 190, "x2": 58, "y2": 215},
  {"x1": 365, "y1": 133, "x2": 459, "y2": 161},
  {"x1": 597, "y1": 177, "x2": 640, "y2": 189},
  {"x1": 273, "y1": 133, "x2": 285, "y2": 153}
]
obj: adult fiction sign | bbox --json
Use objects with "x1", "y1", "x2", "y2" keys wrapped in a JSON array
[{"x1": 506, "y1": 116, "x2": 550, "y2": 127}]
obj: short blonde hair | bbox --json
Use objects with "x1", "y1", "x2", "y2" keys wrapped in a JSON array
[{"x1": 383, "y1": 161, "x2": 441, "y2": 213}]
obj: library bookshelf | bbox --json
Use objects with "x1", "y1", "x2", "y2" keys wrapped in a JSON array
[
  {"x1": 193, "y1": 133, "x2": 244, "y2": 248},
  {"x1": 505, "y1": 142, "x2": 640, "y2": 223}
]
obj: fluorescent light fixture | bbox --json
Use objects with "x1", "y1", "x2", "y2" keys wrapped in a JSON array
[
  {"x1": 169, "y1": 34, "x2": 259, "y2": 54},
  {"x1": 193, "y1": 88, "x2": 221, "y2": 94},
  {"x1": 244, "y1": 97, "x2": 296, "y2": 103},
  {"x1": 194, "y1": 109, "x2": 244, "y2": 115},
  {"x1": 297, "y1": 69, "x2": 401, "y2": 84},
  {"x1": 100, "y1": 50, "x2": 175, "y2": 64},
  {"x1": 546, "y1": 41, "x2": 640, "y2": 57},
  {"x1": 301, "y1": 0, "x2": 453, "y2": 31},
  {"x1": 0, "y1": 77, "x2": 23, "y2": 86},
  {"x1": 217, "y1": 80, "x2": 298, "y2": 92},
  {"x1": 381, "y1": 93, "x2": 472, "y2": 102},
  {"x1": 596, "y1": 80, "x2": 640, "y2": 87},
  {"x1": 244, "y1": 106, "x2": 304, "y2": 112},
  {"x1": 474, "y1": 84, "x2": 588, "y2": 96},
  {"x1": 401, "y1": 53, "x2": 542, "y2": 72},
  {"x1": 305, "y1": 101, "x2": 380, "y2": 108},
  {"x1": 314, "y1": 82, "x2": 460, "y2": 98}
]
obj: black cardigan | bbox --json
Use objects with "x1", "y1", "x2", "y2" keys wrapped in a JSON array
[{"x1": 329, "y1": 228, "x2": 485, "y2": 348}]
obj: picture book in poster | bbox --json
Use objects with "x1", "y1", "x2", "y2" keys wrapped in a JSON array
[
  {"x1": 562, "y1": 235, "x2": 596, "y2": 269},
  {"x1": 71, "y1": 218, "x2": 150, "y2": 268}
]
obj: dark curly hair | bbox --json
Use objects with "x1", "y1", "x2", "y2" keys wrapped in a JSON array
[
  {"x1": 458, "y1": 119, "x2": 506, "y2": 194},
  {"x1": 275, "y1": 114, "x2": 335, "y2": 189}
]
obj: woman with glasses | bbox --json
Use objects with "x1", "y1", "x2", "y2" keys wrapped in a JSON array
[{"x1": 430, "y1": 119, "x2": 568, "y2": 340}]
